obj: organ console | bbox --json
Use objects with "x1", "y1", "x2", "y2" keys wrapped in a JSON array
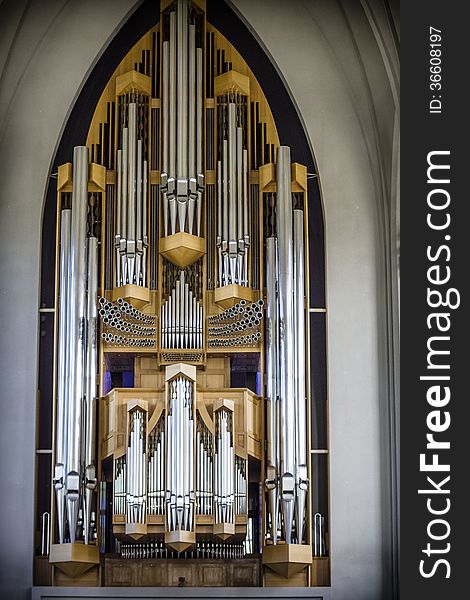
[{"x1": 37, "y1": 0, "x2": 329, "y2": 589}]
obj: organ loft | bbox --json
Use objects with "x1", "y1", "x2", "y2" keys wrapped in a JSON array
[{"x1": 34, "y1": 0, "x2": 330, "y2": 588}]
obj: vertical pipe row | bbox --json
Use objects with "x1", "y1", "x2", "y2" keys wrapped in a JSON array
[
  {"x1": 160, "y1": 270, "x2": 203, "y2": 348},
  {"x1": 196, "y1": 419, "x2": 213, "y2": 515},
  {"x1": 266, "y1": 146, "x2": 309, "y2": 544},
  {"x1": 161, "y1": 0, "x2": 205, "y2": 238},
  {"x1": 113, "y1": 457, "x2": 126, "y2": 515},
  {"x1": 166, "y1": 376, "x2": 195, "y2": 531},
  {"x1": 126, "y1": 409, "x2": 146, "y2": 524},
  {"x1": 147, "y1": 422, "x2": 165, "y2": 515},
  {"x1": 216, "y1": 94, "x2": 250, "y2": 287},
  {"x1": 214, "y1": 409, "x2": 234, "y2": 524},
  {"x1": 115, "y1": 97, "x2": 149, "y2": 287},
  {"x1": 54, "y1": 146, "x2": 99, "y2": 545},
  {"x1": 265, "y1": 147, "x2": 309, "y2": 545},
  {"x1": 235, "y1": 456, "x2": 247, "y2": 515}
]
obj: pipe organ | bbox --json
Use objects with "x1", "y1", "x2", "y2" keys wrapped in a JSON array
[{"x1": 40, "y1": 0, "x2": 329, "y2": 589}]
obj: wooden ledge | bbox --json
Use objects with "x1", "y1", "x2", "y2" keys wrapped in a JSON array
[
  {"x1": 262, "y1": 543, "x2": 312, "y2": 578},
  {"x1": 160, "y1": 233, "x2": 205, "y2": 268},
  {"x1": 112, "y1": 284, "x2": 150, "y2": 309},
  {"x1": 49, "y1": 543, "x2": 99, "y2": 578},
  {"x1": 214, "y1": 284, "x2": 255, "y2": 308}
]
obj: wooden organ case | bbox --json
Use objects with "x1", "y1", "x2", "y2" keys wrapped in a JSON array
[{"x1": 37, "y1": 0, "x2": 330, "y2": 589}]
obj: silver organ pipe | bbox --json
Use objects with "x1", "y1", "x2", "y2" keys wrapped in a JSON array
[
  {"x1": 147, "y1": 418, "x2": 165, "y2": 515},
  {"x1": 161, "y1": 0, "x2": 204, "y2": 238},
  {"x1": 114, "y1": 456, "x2": 126, "y2": 515},
  {"x1": 126, "y1": 409, "x2": 147, "y2": 524},
  {"x1": 214, "y1": 409, "x2": 235, "y2": 524},
  {"x1": 265, "y1": 237, "x2": 280, "y2": 544},
  {"x1": 216, "y1": 95, "x2": 250, "y2": 288},
  {"x1": 293, "y1": 209, "x2": 308, "y2": 543},
  {"x1": 235, "y1": 456, "x2": 247, "y2": 516},
  {"x1": 83, "y1": 236, "x2": 98, "y2": 545},
  {"x1": 66, "y1": 146, "x2": 88, "y2": 543},
  {"x1": 54, "y1": 207, "x2": 71, "y2": 544},
  {"x1": 166, "y1": 376, "x2": 195, "y2": 531},
  {"x1": 265, "y1": 146, "x2": 309, "y2": 545},
  {"x1": 196, "y1": 418, "x2": 213, "y2": 515},
  {"x1": 115, "y1": 100, "x2": 149, "y2": 287},
  {"x1": 160, "y1": 270, "x2": 203, "y2": 349}
]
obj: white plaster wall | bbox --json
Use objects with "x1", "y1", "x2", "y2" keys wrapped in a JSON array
[
  {"x1": 229, "y1": 2, "x2": 399, "y2": 598},
  {"x1": 0, "y1": 2, "x2": 142, "y2": 598},
  {"x1": 0, "y1": 1, "x2": 399, "y2": 599}
]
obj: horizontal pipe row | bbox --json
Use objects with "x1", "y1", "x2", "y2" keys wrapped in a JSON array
[
  {"x1": 208, "y1": 299, "x2": 263, "y2": 325},
  {"x1": 118, "y1": 541, "x2": 246, "y2": 560},
  {"x1": 99, "y1": 296, "x2": 155, "y2": 324},
  {"x1": 208, "y1": 315, "x2": 262, "y2": 337},
  {"x1": 102, "y1": 333, "x2": 156, "y2": 347},
  {"x1": 101, "y1": 318, "x2": 155, "y2": 336},
  {"x1": 208, "y1": 333, "x2": 260, "y2": 348}
]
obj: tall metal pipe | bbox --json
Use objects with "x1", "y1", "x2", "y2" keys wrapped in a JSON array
[
  {"x1": 169, "y1": 10, "x2": 176, "y2": 185},
  {"x1": 66, "y1": 146, "x2": 88, "y2": 543},
  {"x1": 293, "y1": 209, "x2": 308, "y2": 543},
  {"x1": 54, "y1": 208, "x2": 71, "y2": 544},
  {"x1": 265, "y1": 237, "x2": 279, "y2": 543},
  {"x1": 228, "y1": 103, "x2": 237, "y2": 284},
  {"x1": 276, "y1": 146, "x2": 295, "y2": 544},
  {"x1": 121, "y1": 128, "x2": 128, "y2": 284},
  {"x1": 83, "y1": 236, "x2": 98, "y2": 544},
  {"x1": 196, "y1": 47, "x2": 204, "y2": 236}
]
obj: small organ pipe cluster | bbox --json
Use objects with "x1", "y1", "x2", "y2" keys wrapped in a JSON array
[{"x1": 47, "y1": 0, "x2": 321, "y2": 589}]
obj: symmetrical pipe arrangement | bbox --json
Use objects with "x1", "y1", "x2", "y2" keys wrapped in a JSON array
[
  {"x1": 214, "y1": 409, "x2": 235, "y2": 524},
  {"x1": 265, "y1": 146, "x2": 309, "y2": 546},
  {"x1": 160, "y1": 270, "x2": 203, "y2": 348},
  {"x1": 147, "y1": 420, "x2": 166, "y2": 515},
  {"x1": 127, "y1": 409, "x2": 147, "y2": 524},
  {"x1": 54, "y1": 146, "x2": 98, "y2": 545},
  {"x1": 216, "y1": 93, "x2": 250, "y2": 287},
  {"x1": 196, "y1": 417, "x2": 213, "y2": 515},
  {"x1": 166, "y1": 376, "x2": 195, "y2": 531},
  {"x1": 161, "y1": 0, "x2": 204, "y2": 237},
  {"x1": 115, "y1": 99, "x2": 149, "y2": 287}
]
